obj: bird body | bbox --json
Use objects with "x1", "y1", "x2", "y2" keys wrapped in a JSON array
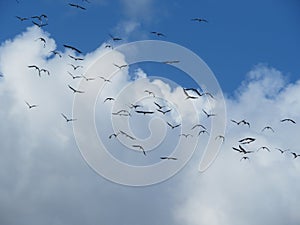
[{"x1": 167, "y1": 122, "x2": 181, "y2": 129}]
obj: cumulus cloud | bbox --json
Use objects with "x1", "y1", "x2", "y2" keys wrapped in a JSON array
[{"x1": 1, "y1": 26, "x2": 300, "y2": 225}]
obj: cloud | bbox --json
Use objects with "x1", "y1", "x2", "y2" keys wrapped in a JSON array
[{"x1": 1, "y1": 26, "x2": 300, "y2": 225}]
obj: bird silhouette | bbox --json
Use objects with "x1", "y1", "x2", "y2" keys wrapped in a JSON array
[
  {"x1": 179, "y1": 133, "x2": 193, "y2": 138},
  {"x1": 35, "y1": 37, "x2": 46, "y2": 47},
  {"x1": 240, "y1": 156, "x2": 250, "y2": 162},
  {"x1": 231, "y1": 119, "x2": 250, "y2": 127},
  {"x1": 82, "y1": 75, "x2": 96, "y2": 81},
  {"x1": 215, "y1": 135, "x2": 225, "y2": 142},
  {"x1": 167, "y1": 122, "x2": 181, "y2": 129},
  {"x1": 119, "y1": 130, "x2": 136, "y2": 140},
  {"x1": 191, "y1": 18, "x2": 208, "y2": 23},
  {"x1": 191, "y1": 124, "x2": 207, "y2": 130},
  {"x1": 150, "y1": 31, "x2": 166, "y2": 37},
  {"x1": 69, "y1": 64, "x2": 83, "y2": 70},
  {"x1": 132, "y1": 145, "x2": 146, "y2": 156},
  {"x1": 257, "y1": 146, "x2": 270, "y2": 152},
  {"x1": 162, "y1": 60, "x2": 180, "y2": 64},
  {"x1": 69, "y1": 3, "x2": 86, "y2": 10},
  {"x1": 25, "y1": 101, "x2": 38, "y2": 109},
  {"x1": 262, "y1": 126, "x2": 275, "y2": 132},
  {"x1": 154, "y1": 102, "x2": 166, "y2": 109},
  {"x1": 68, "y1": 72, "x2": 82, "y2": 79},
  {"x1": 198, "y1": 130, "x2": 209, "y2": 136},
  {"x1": 280, "y1": 118, "x2": 296, "y2": 124},
  {"x1": 108, "y1": 132, "x2": 120, "y2": 139},
  {"x1": 183, "y1": 88, "x2": 198, "y2": 99},
  {"x1": 16, "y1": 16, "x2": 28, "y2": 21},
  {"x1": 160, "y1": 156, "x2": 177, "y2": 160},
  {"x1": 104, "y1": 97, "x2": 115, "y2": 102},
  {"x1": 99, "y1": 76, "x2": 111, "y2": 82},
  {"x1": 68, "y1": 55, "x2": 84, "y2": 61},
  {"x1": 63, "y1": 44, "x2": 82, "y2": 54},
  {"x1": 202, "y1": 109, "x2": 216, "y2": 118},
  {"x1": 275, "y1": 148, "x2": 289, "y2": 154},
  {"x1": 61, "y1": 113, "x2": 77, "y2": 122},
  {"x1": 145, "y1": 90, "x2": 155, "y2": 97},
  {"x1": 135, "y1": 110, "x2": 154, "y2": 115},
  {"x1": 32, "y1": 21, "x2": 48, "y2": 28},
  {"x1": 68, "y1": 85, "x2": 84, "y2": 94},
  {"x1": 239, "y1": 137, "x2": 256, "y2": 143},
  {"x1": 113, "y1": 63, "x2": 127, "y2": 69},
  {"x1": 290, "y1": 152, "x2": 300, "y2": 159},
  {"x1": 109, "y1": 34, "x2": 122, "y2": 41},
  {"x1": 128, "y1": 104, "x2": 142, "y2": 109},
  {"x1": 50, "y1": 50, "x2": 62, "y2": 57},
  {"x1": 157, "y1": 109, "x2": 172, "y2": 115}
]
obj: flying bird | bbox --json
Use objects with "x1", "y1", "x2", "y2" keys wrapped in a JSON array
[
  {"x1": 179, "y1": 133, "x2": 193, "y2": 138},
  {"x1": 69, "y1": 64, "x2": 83, "y2": 70},
  {"x1": 109, "y1": 34, "x2": 122, "y2": 41},
  {"x1": 150, "y1": 31, "x2": 166, "y2": 37},
  {"x1": 25, "y1": 101, "x2": 38, "y2": 109},
  {"x1": 99, "y1": 76, "x2": 111, "y2": 82},
  {"x1": 50, "y1": 50, "x2": 62, "y2": 57},
  {"x1": 128, "y1": 103, "x2": 142, "y2": 109},
  {"x1": 202, "y1": 109, "x2": 216, "y2": 118},
  {"x1": 157, "y1": 109, "x2": 172, "y2": 115},
  {"x1": 68, "y1": 55, "x2": 84, "y2": 61},
  {"x1": 183, "y1": 88, "x2": 198, "y2": 99},
  {"x1": 40, "y1": 69, "x2": 50, "y2": 76},
  {"x1": 135, "y1": 110, "x2": 154, "y2": 115},
  {"x1": 82, "y1": 75, "x2": 96, "y2": 81},
  {"x1": 113, "y1": 63, "x2": 127, "y2": 69},
  {"x1": 32, "y1": 21, "x2": 48, "y2": 28},
  {"x1": 104, "y1": 97, "x2": 115, "y2": 102},
  {"x1": 184, "y1": 88, "x2": 214, "y2": 99},
  {"x1": 191, "y1": 124, "x2": 207, "y2": 130},
  {"x1": 63, "y1": 44, "x2": 82, "y2": 54},
  {"x1": 231, "y1": 119, "x2": 250, "y2": 127},
  {"x1": 16, "y1": 16, "x2": 28, "y2": 21},
  {"x1": 145, "y1": 90, "x2": 155, "y2": 97},
  {"x1": 257, "y1": 146, "x2": 271, "y2": 152},
  {"x1": 28, "y1": 65, "x2": 41, "y2": 76},
  {"x1": 154, "y1": 102, "x2": 166, "y2": 109},
  {"x1": 239, "y1": 137, "x2": 256, "y2": 143},
  {"x1": 215, "y1": 135, "x2": 225, "y2": 142},
  {"x1": 275, "y1": 148, "x2": 289, "y2": 154},
  {"x1": 112, "y1": 110, "x2": 131, "y2": 117},
  {"x1": 261, "y1": 126, "x2": 275, "y2": 133},
  {"x1": 109, "y1": 133, "x2": 120, "y2": 139},
  {"x1": 61, "y1": 113, "x2": 77, "y2": 122},
  {"x1": 31, "y1": 14, "x2": 48, "y2": 22},
  {"x1": 68, "y1": 85, "x2": 84, "y2": 94},
  {"x1": 233, "y1": 145, "x2": 254, "y2": 154},
  {"x1": 191, "y1": 18, "x2": 208, "y2": 23},
  {"x1": 160, "y1": 156, "x2": 178, "y2": 160},
  {"x1": 69, "y1": 3, "x2": 86, "y2": 10},
  {"x1": 280, "y1": 118, "x2": 296, "y2": 124},
  {"x1": 68, "y1": 72, "x2": 82, "y2": 79},
  {"x1": 240, "y1": 156, "x2": 250, "y2": 162},
  {"x1": 290, "y1": 152, "x2": 300, "y2": 159},
  {"x1": 132, "y1": 145, "x2": 146, "y2": 156},
  {"x1": 167, "y1": 122, "x2": 181, "y2": 129},
  {"x1": 162, "y1": 60, "x2": 180, "y2": 64},
  {"x1": 198, "y1": 130, "x2": 209, "y2": 136},
  {"x1": 35, "y1": 37, "x2": 46, "y2": 47},
  {"x1": 119, "y1": 130, "x2": 136, "y2": 140}
]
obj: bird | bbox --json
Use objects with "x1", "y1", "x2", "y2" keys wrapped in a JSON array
[
  {"x1": 69, "y1": 3, "x2": 86, "y2": 10},
  {"x1": 105, "y1": 44, "x2": 113, "y2": 49},
  {"x1": 50, "y1": 50, "x2": 62, "y2": 57},
  {"x1": 162, "y1": 60, "x2": 180, "y2": 64},
  {"x1": 31, "y1": 14, "x2": 48, "y2": 22},
  {"x1": 261, "y1": 126, "x2": 275, "y2": 132},
  {"x1": 191, "y1": 18, "x2": 208, "y2": 23},
  {"x1": 16, "y1": 16, "x2": 28, "y2": 21},
  {"x1": 240, "y1": 156, "x2": 250, "y2": 162},
  {"x1": 290, "y1": 152, "x2": 300, "y2": 159},
  {"x1": 119, "y1": 130, "x2": 136, "y2": 140},
  {"x1": 157, "y1": 109, "x2": 172, "y2": 115},
  {"x1": 198, "y1": 130, "x2": 209, "y2": 136},
  {"x1": 160, "y1": 157, "x2": 177, "y2": 160},
  {"x1": 112, "y1": 110, "x2": 131, "y2": 116},
  {"x1": 68, "y1": 85, "x2": 84, "y2": 94},
  {"x1": 183, "y1": 88, "x2": 198, "y2": 99},
  {"x1": 150, "y1": 31, "x2": 166, "y2": 37},
  {"x1": 35, "y1": 37, "x2": 46, "y2": 47},
  {"x1": 275, "y1": 148, "x2": 289, "y2": 154},
  {"x1": 61, "y1": 113, "x2": 77, "y2": 122},
  {"x1": 132, "y1": 145, "x2": 146, "y2": 156},
  {"x1": 280, "y1": 118, "x2": 296, "y2": 124},
  {"x1": 191, "y1": 124, "x2": 207, "y2": 130},
  {"x1": 68, "y1": 55, "x2": 84, "y2": 61},
  {"x1": 154, "y1": 102, "x2": 166, "y2": 109},
  {"x1": 232, "y1": 145, "x2": 253, "y2": 154},
  {"x1": 32, "y1": 21, "x2": 48, "y2": 28},
  {"x1": 68, "y1": 72, "x2": 82, "y2": 79},
  {"x1": 135, "y1": 110, "x2": 154, "y2": 115},
  {"x1": 25, "y1": 101, "x2": 38, "y2": 109},
  {"x1": 28, "y1": 65, "x2": 41, "y2": 76},
  {"x1": 82, "y1": 75, "x2": 96, "y2": 81},
  {"x1": 179, "y1": 133, "x2": 193, "y2": 138},
  {"x1": 239, "y1": 137, "x2": 256, "y2": 143},
  {"x1": 69, "y1": 64, "x2": 83, "y2": 70},
  {"x1": 128, "y1": 103, "x2": 142, "y2": 109},
  {"x1": 109, "y1": 34, "x2": 122, "y2": 41},
  {"x1": 231, "y1": 119, "x2": 250, "y2": 127},
  {"x1": 63, "y1": 44, "x2": 82, "y2": 54},
  {"x1": 40, "y1": 69, "x2": 50, "y2": 76},
  {"x1": 108, "y1": 133, "x2": 120, "y2": 139},
  {"x1": 215, "y1": 135, "x2": 225, "y2": 142},
  {"x1": 145, "y1": 90, "x2": 155, "y2": 97},
  {"x1": 257, "y1": 146, "x2": 271, "y2": 152},
  {"x1": 104, "y1": 97, "x2": 115, "y2": 102},
  {"x1": 184, "y1": 88, "x2": 214, "y2": 99},
  {"x1": 202, "y1": 109, "x2": 216, "y2": 118},
  {"x1": 99, "y1": 76, "x2": 111, "y2": 82},
  {"x1": 167, "y1": 122, "x2": 181, "y2": 129},
  {"x1": 113, "y1": 63, "x2": 127, "y2": 69}
]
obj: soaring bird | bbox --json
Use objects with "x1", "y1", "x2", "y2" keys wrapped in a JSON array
[
  {"x1": 198, "y1": 130, "x2": 209, "y2": 136},
  {"x1": 63, "y1": 44, "x2": 82, "y2": 54},
  {"x1": 68, "y1": 85, "x2": 84, "y2": 94},
  {"x1": 215, "y1": 135, "x2": 225, "y2": 143},
  {"x1": 290, "y1": 152, "x2": 300, "y2": 159},
  {"x1": 144, "y1": 90, "x2": 155, "y2": 97},
  {"x1": 35, "y1": 37, "x2": 46, "y2": 47},
  {"x1": 69, "y1": 64, "x2": 83, "y2": 70},
  {"x1": 28, "y1": 65, "x2": 41, "y2": 76},
  {"x1": 280, "y1": 118, "x2": 296, "y2": 124},
  {"x1": 232, "y1": 145, "x2": 253, "y2": 154},
  {"x1": 69, "y1": 3, "x2": 86, "y2": 10},
  {"x1": 184, "y1": 88, "x2": 214, "y2": 99},
  {"x1": 239, "y1": 137, "x2": 256, "y2": 143},
  {"x1": 61, "y1": 113, "x2": 77, "y2": 122},
  {"x1": 82, "y1": 75, "x2": 96, "y2": 81},
  {"x1": 202, "y1": 109, "x2": 216, "y2": 118},
  {"x1": 68, "y1": 72, "x2": 82, "y2": 79},
  {"x1": 25, "y1": 101, "x2": 38, "y2": 109},
  {"x1": 32, "y1": 21, "x2": 48, "y2": 28},
  {"x1": 104, "y1": 97, "x2": 115, "y2": 102},
  {"x1": 112, "y1": 110, "x2": 131, "y2": 117},
  {"x1": 240, "y1": 156, "x2": 250, "y2": 162},
  {"x1": 179, "y1": 133, "x2": 193, "y2": 138},
  {"x1": 132, "y1": 145, "x2": 146, "y2": 156},
  {"x1": 275, "y1": 148, "x2": 289, "y2": 154},
  {"x1": 183, "y1": 88, "x2": 198, "y2": 99},
  {"x1": 150, "y1": 31, "x2": 166, "y2": 37},
  {"x1": 160, "y1": 156, "x2": 178, "y2": 160},
  {"x1": 68, "y1": 55, "x2": 84, "y2": 61},
  {"x1": 31, "y1": 14, "x2": 48, "y2": 22},
  {"x1": 119, "y1": 130, "x2": 136, "y2": 140},
  {"x1": 128, "y1": 103, "x2": 142, "y2": 109},
  {"x1": 109, "y1": 133, "x2": 120, "y2": 139},
  {"x1": 50, "y1": 50, "x2": 62, "y2": 57},
  {"x1": 257, "y1": 146, "x2": 271, "y2": 152},
  {"x1": 40, "y1": 69, "x2": 50, "y2": 76},
  {"x1": 261, "y1": 126, "x2": 275, "y2": 132},
  {"x1": 191, "y1": 18, "x2": 208, "y2": 23},
  {"x1": 109, "y1": 34, "x2": 122, "y2": 41},
  {"x1": 99, "y1": 76, "x2": 111, "y2": 82},
  {"x1": 167, "y1": 122, "x2": 181, "y2": 129},
  {"x1": 113, "y1": 63, "x2": 127, "y2": 69},
  {"x1": 231, "y1": 119, "x2": 250, "y2": 127},
  {"x1": 16, "y1": 16, "x2": 28, "y2": 21},
  {"x1": 162, "y1": 60, "x2": 180, "y2": 64},
  {"x1": 154, "y1": 102, "x2": 166, "y2": 109},
  {"x1": 135, "y1": 110, "x2": 154, "y2": 115},
  {"x1": 191, "y1": 124, "x2": 207, "y2": 130},
  {"x1": 157, "y1": 109, "x2": 172, "y2": 115}
]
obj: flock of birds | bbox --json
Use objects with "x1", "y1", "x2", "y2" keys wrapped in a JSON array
[{"x1": 1, "y1": 0, "x2": 298, "y2": 164}]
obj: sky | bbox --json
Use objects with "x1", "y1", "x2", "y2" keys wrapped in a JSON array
[{"x1": 0, "y1": 0, "x2": 300, "y2": 225}]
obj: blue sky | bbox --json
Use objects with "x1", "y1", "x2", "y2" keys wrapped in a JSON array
[
  {"x1": 1, "y1": 1, "x2": 300, "y2": 225},
  {"x1": 1, "y1": 0, "x2": 299, "y2": 93}
]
